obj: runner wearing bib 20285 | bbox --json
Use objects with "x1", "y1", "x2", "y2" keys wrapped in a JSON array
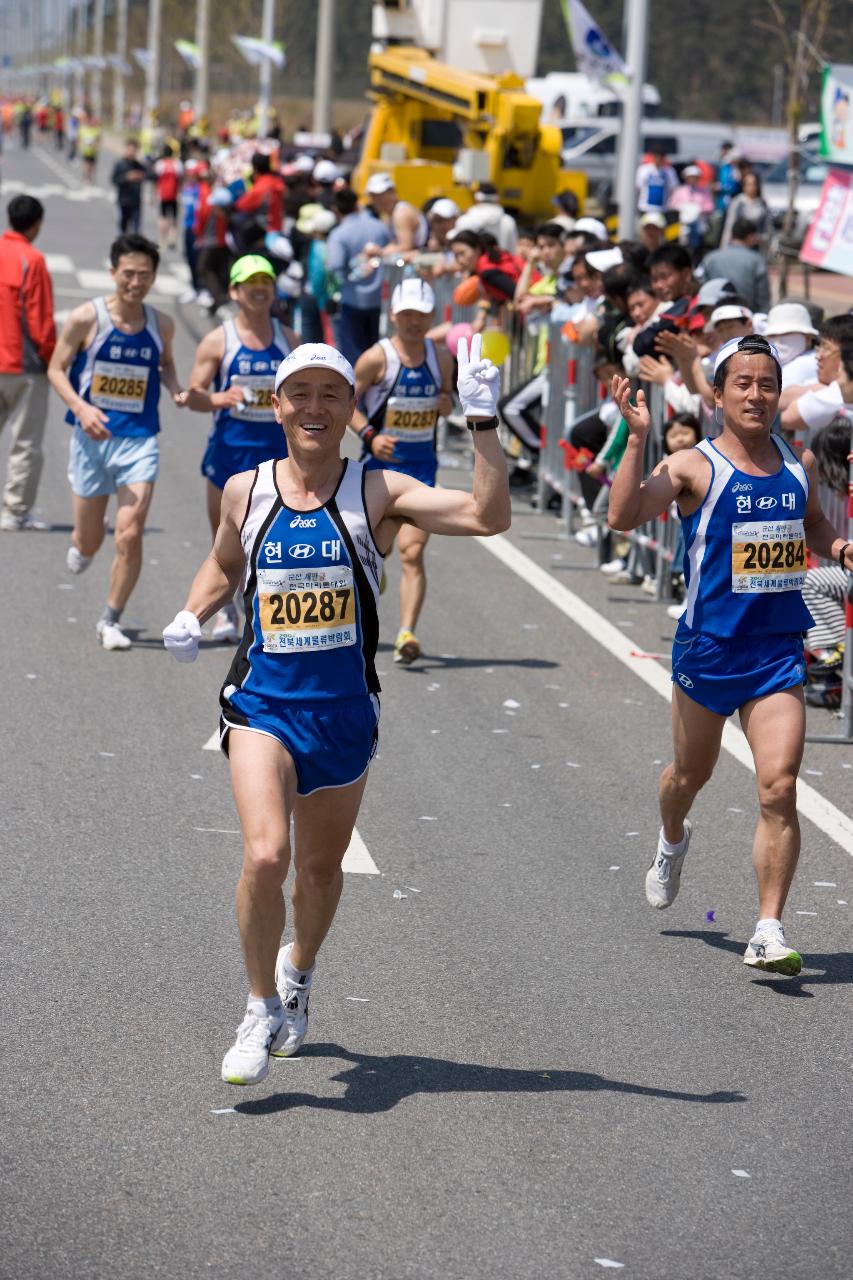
[
  {"x1": 609, "y1": 334, "x2": 853, "y2": 979},
  {"x1": 48, "y1": 233, "x2": 185, "y2": 652},
  {"x1": 162, "y1": 336, "x2": 509, "y2": 1087},
  {"x1": 350, "y1": 277, "x2": 454, "y2": 666},
  {"x1": 185, "y1": 254, "x2": 299, "y2": 642}
]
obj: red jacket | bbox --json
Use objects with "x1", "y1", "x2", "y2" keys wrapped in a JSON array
[
  {"x1": 0, "y1": 230, "x2": 56, "y2": 374},
  {"x1": 236, "y1": 172, "x2": 284, "y2": 232}
]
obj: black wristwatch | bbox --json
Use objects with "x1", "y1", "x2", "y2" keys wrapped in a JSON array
[
  {"x1": 840, "y1": 541, "x2": 851, "y2": 570},
  {"x1": 466, "y1": 416, "x2": 499, "y2": 431}
]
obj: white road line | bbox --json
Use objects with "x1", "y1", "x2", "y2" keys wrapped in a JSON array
[
  {"x1": 77, "y1": 269, "x2": 119, "y2": 292},
  {"x1": 45, "y1": 253, "x2": 75, "y2": 274},
  {"x1": 203, "y1": 730, "x2": 220, "y2": 751},
  {"x1": 477, "y1": 533, "x2": 853, "y2": 858},
  {"x1": 342, "y1": 829, "x2": 380, "y2": 875}
]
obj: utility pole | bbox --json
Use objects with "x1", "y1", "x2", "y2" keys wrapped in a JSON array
[
  {"x1": 193, "y1": 0, "x2": 210, "y2": 123},
  {"x1": 313, "y1": 0, "x2": 335, "y2": 135},
  {"x1": 257, "y1": 0, "x2": 275, "y2": 138},
  {"x1": 615, "y1": 0, "x2": 649, "y2": 241},
  {"x1": 113, "y1": 0, "x2": 127, "y2": 130},
  {"x1": 91, "y1": 0, "x2": 104, "y2": 119},
  {"x1": 144, "y1": 0, "x2": 161, "y2": 126},
  {"x1": 74, "y1": 0, "x2": 86, "y2": 112}
]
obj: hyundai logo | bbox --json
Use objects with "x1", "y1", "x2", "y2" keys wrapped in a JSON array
[
  {"x1": 289, "y1": 544, "x2": 315, "y2": 559},
  {"x1": 677, "y1": 674, "x2": 694, "y2": 689},
  {"x1": 755, "y1": 496, "x2": 777, "y2": 510}
]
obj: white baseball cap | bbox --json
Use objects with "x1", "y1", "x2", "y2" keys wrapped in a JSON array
[
  {"x1": 313, "y1": 159, "x2": 341, "y2": 184},
  {"x1": 574, "y1": 217, "x2": 608, "y2": 241},
  {"x1": 274, "y1": 343, "x2": 355, "y2": 393},
  {"x1": 763, "y1": 302, "x2": 819, "y2": 338},
  {"x1": 391, "y1": 277, "x2": 436, "y2": 315},
  {"x1": 293, "y1": 155, "x2": 315, "y2": 175},
  {"x1": 709, "y1": 304, "x2": 753, "y2": 329},
  {"x1": 429, "y1": 198, "x2": 460, "y2": 219},
  {"x1": 682, "y1": 164, "x2": 702, "y2": 178},
  {"x1": 712, "y1": 334, "x2": 781, "y2": 379},
  {"x1": 639, "y1": 212, "x2": 666, "y2": 229},
  {"x1": 586, "y1": 247, "x2": 623, "y2": 273},
  {"x1": 365, "y1": 172, "x2": 395, "y2": 196}
]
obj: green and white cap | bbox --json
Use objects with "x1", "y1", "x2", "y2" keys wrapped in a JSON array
[{"x1": 229, "y1": 254, "x2": 276, "y2": 285}]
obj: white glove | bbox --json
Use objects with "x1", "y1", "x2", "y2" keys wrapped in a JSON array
[
  {"x1": 456, "y1": 332, "x2": 501, "y2": 419},
  {"x1": 163, "y1": 610, "x2": 201, "y2": 663}
]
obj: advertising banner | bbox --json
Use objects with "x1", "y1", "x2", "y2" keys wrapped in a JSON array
[{"x1": 800, "y1": 167, "x2": 853, "y2": 277}]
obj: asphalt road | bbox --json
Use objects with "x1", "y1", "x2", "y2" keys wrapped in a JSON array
[{"x1": 1, "y1": 141, "x2": 851, "y2": 1280}]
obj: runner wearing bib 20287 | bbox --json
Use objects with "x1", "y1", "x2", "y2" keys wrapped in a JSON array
[
  {"x1": 185, "y1": 254, "x2": 299, "y2": 642},
  {"x1": 609, "y1": 334, "x2": 853, "y2": 980},
  {"x1": 350, "y1": 277, "x2": 454, "y2": 666},
  {"x1": 48, "y1": 233, "x2": 185, "y2": 652},
  {"x1": 162, "y1": 336, "x2": 509, "y2": 1087}
]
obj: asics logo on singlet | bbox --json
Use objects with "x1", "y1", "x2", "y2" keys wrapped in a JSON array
[
  {"x1": 755, "y1": 496, "x2": 778, "y2": 510},
  {"x1": 731, "y1": 482, "x2": 753, "y2": 493},
  {"x1": 290, "y1": 515, "x2": 317, "y2": 529},
  {"x1": 289, "y1": 544, "x2": 315, "y2": 559},
  {"x1": 678, "y1": 674, "x2": 694, "y2": 689}
]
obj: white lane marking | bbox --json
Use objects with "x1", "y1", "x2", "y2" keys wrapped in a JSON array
[
  {"x1": 45, "y1": 253, "x2": 75, "y2": 274},
  {"x1": 203, "y1": 730, "x2": 221, "y2": 751},
  {"x1": 342, "y1": 828, "x2": 379, "y2": 875},
  {"x1": 476, "y1": 534, "x2": 853, "y2": 858},
  {"x1": 77, "y1": 269, "x2": 119, "y2": 292}
]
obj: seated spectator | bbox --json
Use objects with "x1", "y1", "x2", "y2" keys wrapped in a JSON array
[{"x1": 802, "y1": 418, "x2": 853, "y2": 702}]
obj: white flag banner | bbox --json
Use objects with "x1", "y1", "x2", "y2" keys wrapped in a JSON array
[
  {"x1": 562, "y1": 0, "x2": 628, "y2": 83},
  {"x1": 133, "y1": 47, "x2": 153, "y2": 71},
  {"x1": 231, "y1": 35, "x2": 286, "y2": 70},
  {"x1": 175, "y1": 40, "x2": 202, "y2": 70},
  {"x1": 106, "y1": 54, "x2": 133, "y2": 75}
]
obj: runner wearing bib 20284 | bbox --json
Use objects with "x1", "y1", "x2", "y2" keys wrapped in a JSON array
[
  {"x1": 185, "y1": 254, "x2": 299, "y2": 642},
  {"x1": 162, "y1": 336, "x2": 509, "y2": 1087},
  {"x1": 609, "y1": 334, "x2": 853, "y2": 980},
  {"x1": 350, "y1": 278, "x2": 454, "y2": 666}
]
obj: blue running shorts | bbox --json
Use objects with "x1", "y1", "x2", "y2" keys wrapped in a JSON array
[
  {"x1": 201, "y1": 437, "x2": 287, "y2": 490},
  {"x1": 219, "y1": 691, "x2": 380, "y2": 796},
  {"x1": 68, "y1": 429, "x2": 159, "y2": 496},
  {"x1": 671, "y1": 624, "x2": 806, "y2": 717}
]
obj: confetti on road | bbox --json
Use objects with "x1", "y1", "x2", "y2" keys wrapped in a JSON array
[
  {"x1": 407, "y1": 887, "x2": 422, "y2": 893},
  {"x1": 558, "y1": 701, "x2": 570, "y2": 708},
  {"x1": 392, "y1": 889, "x2": 408, "y2": 900},
  {"x1": 502, "y1": 699, "x2": 521, "y2": 709},
  {"x1": 814, "y1": 881, "x2": 837, "y2": 887},
  {"x1": 98, "y1": 752, "x2": 115, "y2": 757},
  {"x1": 58, "y1": 583, "x2": 74, "y2": 590},
  {"x1": 566, "y1": 761, "x2": 580, "y2": 768},
  {"x1": 211, "y1": 1108, "x2": 237, "y2": 1115},
  {"x1": 193, "y1": 827, "x2": 239, "y2": 834},
  {"x1": 347, "y1": 997, "x2": 370, "y2": 1002},
  {"x1": 727, "y1": 807, "x2": 744, "y2": 813},
  {"x1": 630, "y1": 649, "x2": 667, "y2": 660},
  {"x1": 795, "y1": 910, "x2": 818, "y2": 916},
  {"x1": 427, "y1": 682, "x2": 441, "y2": 691},
  {"x1": 522, "y1": 623, "x2": 539, "y2": 630},
  {"x1": 545, "y1": 684, "x2": 561, "y2": 690},
  {"x1": 502, "y1": 802, "x2": 512, "y2": 807},
  {"x1": 609, "y1": 865, "x2": 620, "y2": 871},
  {"x1": 626, "y1": 831, "x2": 639, "y2": 836},
  {"x1": 594, "y1": 1260, "x2": 625, "y2": 1270},
  {"x1": 430, "y1": 729, "x2": 441, "y2": 734},
  {"x1": 190, "y1": 774, "x2": 203, "y2": 780},
  {"x1": 531, "y1": 764, "x2": 541, "y2": 770},
  {"x1": 26, "y1": 674, "x2": 37, "y2": 680},
  {"x1": 804, "y1": 769, "x2": 823, "y2": 776},
  {"x1": 706, "y1": 910, "x2": 716, "y2": 922},
  {"x1": 492, "y1": 729, "x2": 509, "y2": 734},
  {"x1": 732, "y1": 1169, "x2": 751, "y2": 1178},
  {"x1": 838, "y1": 900, "x2": 849, "y2": 906},
  {"x1": 419, "y1": 816, "x2": 437, "y2": 821},
  {"x1": 67, "y1": 617, "x2": 77, "y2": 622}
]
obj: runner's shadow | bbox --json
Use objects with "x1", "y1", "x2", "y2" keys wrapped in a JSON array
[
  {"x1": 234, "y1": 1043, "x2": 747, "y2": 1116},
  {"x1": 660, "y1": 929, "x2": 853, "y2": 996},
  {"x1": 374, "y1": 645, "x2": 558, "y2": 672}
]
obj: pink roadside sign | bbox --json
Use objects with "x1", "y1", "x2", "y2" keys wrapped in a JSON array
[{"x1": 800, "y1": 168, "x2": 853, "y2": 276}]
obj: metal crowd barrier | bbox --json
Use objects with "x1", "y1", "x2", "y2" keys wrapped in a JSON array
[{"x1": 807, "y1": 437, "x2": 853, "y2": 743}]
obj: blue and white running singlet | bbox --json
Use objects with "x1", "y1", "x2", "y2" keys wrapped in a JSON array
[
  {"x1": 362, "y1": 337, "x2": 442, "y2": 485},
  {"x1": 211, "y1": 318, "x2": 292, "y2": 455},
  {"x1": 221, "y1": 458, "x2": 384, "y2": 708},
  {"x1": 680, "y1": 434, "x2": 814, "y2": 637},
  {"x1": 65, "y1": 297, "x2": 163, "y2": 438}
]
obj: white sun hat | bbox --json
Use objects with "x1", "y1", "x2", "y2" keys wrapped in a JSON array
[{"x1": 763, "y1": 302, "x2": 819, "y2": 338}]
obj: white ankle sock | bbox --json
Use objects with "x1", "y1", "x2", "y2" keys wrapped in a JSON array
[
  {"x1": 756, "y1": 917, "x2": 783, "y2": 937},
  {"x1": 659, "y1": 825, "x2": 688, "y2": 856},
  {"x1": 248, "y1": 994, "x2": 282, "y2": 1018},
  {"x1": 283, "y1": 954, "x2": 315, "y2": 987}
]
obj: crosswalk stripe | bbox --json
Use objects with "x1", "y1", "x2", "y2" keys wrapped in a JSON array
[{"x1": 45, "y1": 254, "x2": 75, "y2": 274}]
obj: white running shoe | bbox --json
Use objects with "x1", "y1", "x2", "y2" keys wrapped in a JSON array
[
  {"x1": 645, "y1": 820, "x2": 692, "y2": 909},
  {"x1": 212, "y1": 605, "x2": 240, "y2": 644},
  {"x1": 221, "y1": 1006, "x2": 286, "y2": 1085},
  {"x1": 1, "y1": 509, "x2": 51, "y2": 531},
  {"x1": 195, "y1": 289, "x2": 214, "y2": 307},
  {"x1": 743, "y1": 924, "x2": 802, "y2": 977},
  {"x1": 600, "y1": 557, "x2": 628, "y2": 576},
  {"x1": 574, "y1": 525, "x2": 599, "y2": 547},
  {"x1": 272, "y1": 943, "x2": 313, "y2": 1057},
  {"x1": 178, "y1": 287, "x2": 198, "y2": 304},
  {"x1": 641, "y1": 574, "x2": 657, "y2": 596},
  {"x1": 96, "y1": 620, "x2": 132, "y2": 651},
  {"x1": 66, "y1": 544, "x2": 93, "y2": 574}
]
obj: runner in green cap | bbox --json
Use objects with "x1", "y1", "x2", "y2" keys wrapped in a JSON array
[{"x1": 184, "y1": 254, "x2": 300, "y2": 641}]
